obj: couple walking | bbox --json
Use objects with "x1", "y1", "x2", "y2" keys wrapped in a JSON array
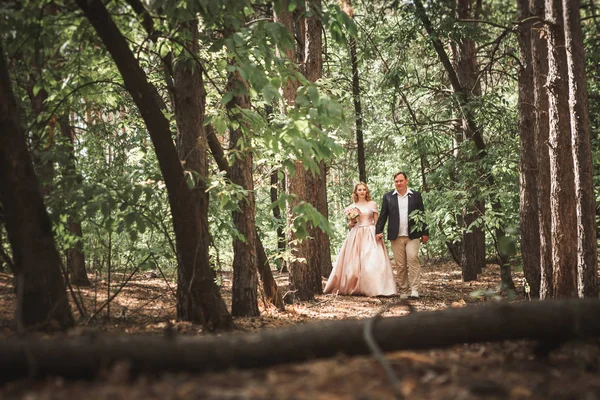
[{"x1": 324, "y1": 172, "x2": 429, "y2": 299}]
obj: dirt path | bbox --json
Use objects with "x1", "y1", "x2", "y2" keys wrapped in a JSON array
[{"x1": 2, "y1": 261, "x2": 600, "y2": 399}]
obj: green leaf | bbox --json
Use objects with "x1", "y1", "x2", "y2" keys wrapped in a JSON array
[{"x1": 221, "y1": 92, "x2": 233, "y2": 105}]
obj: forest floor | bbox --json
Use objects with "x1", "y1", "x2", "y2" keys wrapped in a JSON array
[{"x1": 2, "y1": 259, "x2": 600, "y2": 399}]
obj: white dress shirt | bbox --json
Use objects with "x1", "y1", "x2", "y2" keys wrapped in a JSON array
[{"x1": 393, "y1": 189, "x2": 413, "y2": 237}]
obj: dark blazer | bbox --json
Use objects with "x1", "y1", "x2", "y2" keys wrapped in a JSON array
[{"x1": 375, "y1": 189, "x2": 429, "y2": 241}]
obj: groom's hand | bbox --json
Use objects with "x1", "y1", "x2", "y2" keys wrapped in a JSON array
[
  {"x1": 376, "y1": 233, "x2": 383, "y2": 241},
  {"x1": 421, "y1": 235, "x2": 429, "y2": 244}
]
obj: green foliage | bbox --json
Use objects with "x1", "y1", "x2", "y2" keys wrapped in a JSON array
[{"x1": 2, "y1": 0, "x2": 598, "y2": 280}]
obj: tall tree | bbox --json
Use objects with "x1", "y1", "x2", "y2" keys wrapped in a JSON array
[
  {"x1": 59, "y1": 115, "x2": 91, "y2": 286},
  {"x1": 205, "y1": 125, "x2": 285, "y2": 311},
  {"x1": 123, "y1": 0, "x2": 282, "y2": 310},
  {"x1": 226, "y1": 65, "x2": 260, "y2": 317},
  {"x1": 545, "y1": 0, "x2": 578, "y2": 298},
  {"x1": 304, "y1": 0, "x2": 333, "y2": 279},
  {"x1": 340, "y1": 0, "x2": 366, "y2": 183},
  {"x1": 76, "y1": 0, "x2": 232, "y2": 329},
  {"x1": 450, "y1": 0, "x2": 486, "y2": 283},
  {"x1": 270, "y1": 169, "x2": 286, "y2": 260},
  {"x1": 275, "y1": 1, "x2": 322, "y2": 301},
  {"x1": 413, "y1": 0, "x2": 514, "y2": 290},
  {"x1": 516, "y1": 0, "x2": 541, "y2": 298},
  {"x1": 562, "y1": 0, "x2": 598, "y2": 297},
  {"x1": 169, "y1": 18, "x2": 230, "y2": 323},
  {"x1": 0, "y1": 43, "x2": 74, "y2": 330},
  {"x1": 530, "y1": 0, "x2": 553, "y2": 299}
]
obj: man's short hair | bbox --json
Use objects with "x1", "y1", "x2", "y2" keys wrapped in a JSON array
[{"x1": 394, "y1": 171, "x2": 408, "y2": 180}]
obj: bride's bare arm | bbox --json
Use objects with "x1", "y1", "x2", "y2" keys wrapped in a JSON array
[{"x1": 371, "y1": 201, "x2": 379, "y2": 224}]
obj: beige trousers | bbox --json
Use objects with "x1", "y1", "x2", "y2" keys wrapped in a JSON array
[{"x1": 390, "y1": 236, "x2": 421, "y2": 293}]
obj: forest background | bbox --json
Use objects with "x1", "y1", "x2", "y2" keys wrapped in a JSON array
[{"x1": 0, "y1": 0, "x2": 599, "y2": 333}]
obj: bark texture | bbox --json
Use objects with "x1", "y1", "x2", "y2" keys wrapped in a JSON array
[
  {"x1": 530, "y1": 0, "x2": 553, "y2": 299},
  {"x1": 275, "y1": 2, "x2": 321, "y2": 301},
  {"x1": 545, "y1": 0, "x2": 578, "y2": 298},
  {"x1": 516, "y1": 0, "x2": 541, "y2": 298},
  {"x1": 227, "y1": 66, "x2": 259, "y2": 317},
  {"x1": 304, "y1": 0, "x2": 333, "y2": 279},
  {"x1": 0, "y1": 43, "x2": 73, "y2": 331},
  {"x1": 450, "y1": 0, "x2": 486, "y2": 282},
  {"x1": 562, "y1": 0, "x2": 598, "y2": 298}
]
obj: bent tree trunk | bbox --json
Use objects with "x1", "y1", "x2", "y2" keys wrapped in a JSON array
[
  {"x1": 0, "y1": 43, "x2": 73, "y2": 331},
  {"x1": 414, "y1": 0, "x2": 514, "y2": 290},
  {"x1": 76, "y1": 0, "x2": 231, "y2": 329}
]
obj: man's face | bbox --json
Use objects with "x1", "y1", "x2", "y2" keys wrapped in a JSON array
[{"x1": 394, "y1": 174, "x2": 408, "y2": 193}]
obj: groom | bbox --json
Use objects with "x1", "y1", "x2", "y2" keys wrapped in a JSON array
[{"x1": 376, "y1": 171, "x2": 428, "y2": 299}]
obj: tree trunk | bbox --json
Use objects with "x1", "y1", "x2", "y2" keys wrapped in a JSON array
[
  {"x1": 3, "y1": 299, "x2": 600, "y2": 381},
  {"x1": 226, "y1": 66, "x2": 260, "y2": 317},
  {"x1": 275, "y1": 2, "x2": 320, "y2": 301},
  {"x1": 516, "y1": 0, "x2": 541, "y2": 298},
  {"x1": 76, "y1": 0, "x2": 232, "y2": 329},
  {"x1": 0, "y1": 43, "x2": 74, "y2": 331},
  {"x1": 340, "y1": 0, "x2": 366, "y2": 183},
  {"x1": 205, "y1": 125, "x2": 284, "y2": 311},
  {"x1": 304, "y1": 0, "x2": 333, "y2": 280},
  {"x1": 530, "y1": 0, "x2": 553, "y2": 299},
  {"x1": 451, "y1": 0, "x2": 486, "y2": 282},
  {"x1": 415, "y1": 0, "x2": 514, "y2": 289},
  {"x1": 460, "y1": 206, "x2": 483, "y2": 282},
  {"x1": 58, "y1": 116, "x2": 91, "y2": 287},
  {"x1": 270, "y1": 169, "x2": 286, "y2": 258},
  {"x1": 545, "y1": 0, "x2": 578, "y2": 298},
  {"x1": 562, "y1": 0, "x2": 598, "y2": 298}
]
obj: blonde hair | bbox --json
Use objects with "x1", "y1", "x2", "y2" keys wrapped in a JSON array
[{"x1": 352, "y1": 182, "x2": 371, "y2": 203}]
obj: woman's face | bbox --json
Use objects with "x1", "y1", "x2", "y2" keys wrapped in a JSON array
[{"x1": 356, "y1": 185, "x2": 367, "y2": 199}]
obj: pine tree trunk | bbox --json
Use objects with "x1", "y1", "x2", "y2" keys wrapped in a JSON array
[
  {"x1": 275, "y1": 1, "x2": 320, "y2": 301},
  {"x1": 77, "y1": 1, "x2": 231, "y2": 329},
  {"x1": 341, "y1": 0, "x2": 366, "y2": 183},
  {"x1": 530, "y1": 0, "x2": 553, "y2": 299},
  {"x1": 270, "y1": 170, "x2": 286, "y2": 258},
  {"x1": 562, "y1": 0, "x2": 599, "y2": 298},
  {"x1": 0, "y1": 44, "x2": 74, "y2": 331},
  {"x1": 304, "y1": 0, "x2": 333, "y2": 280},
  {"x1": 516, "y1": 0, "x2": 541, "y2": 298},
  {"x1": 545, "y1": 0, "x2": 578, "y2": 298},
  {"x1": 227, "y1": 67, "x2": 259, "y2": 317},
  {"x1": 206, "y1": 125, "x2": 284, "y2": 310},
  {"x1": 452, "y1": 0, "x2": 486, "y2": 281}
]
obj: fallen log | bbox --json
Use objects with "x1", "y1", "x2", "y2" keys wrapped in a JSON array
[{"x1": 1, "y1": 299, "x2": 600, "y2": 381}]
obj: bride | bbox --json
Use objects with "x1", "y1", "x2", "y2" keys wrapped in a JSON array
[{"x1": 324, "y1": 182, "x2": 397, "y2": 296}]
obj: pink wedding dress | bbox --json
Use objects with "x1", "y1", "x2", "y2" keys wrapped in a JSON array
[{"x1": 324, "y1": 204, "x2": 397, "y2": 296}]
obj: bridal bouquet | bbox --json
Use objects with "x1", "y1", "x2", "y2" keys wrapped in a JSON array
[{"x1": 343, "y1": 206, "x2": 361, "y2": 221}]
